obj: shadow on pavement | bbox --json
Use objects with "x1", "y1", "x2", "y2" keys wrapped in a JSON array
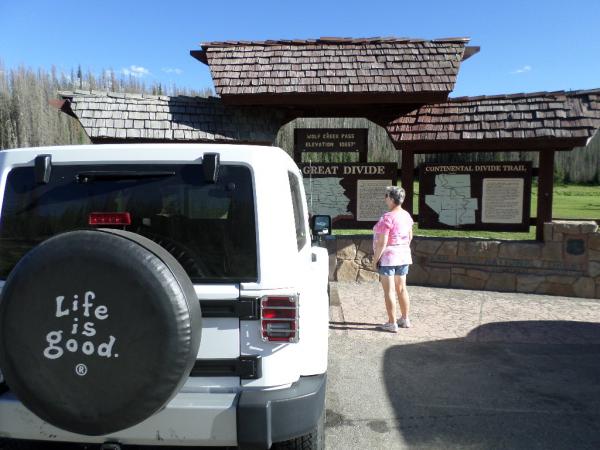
[
  {"x1": 329, "y1": 320, "x2": 381, "y2": 331},
  {"x1": 383, "y1": 321, "x2": 600, "y2": 450}
]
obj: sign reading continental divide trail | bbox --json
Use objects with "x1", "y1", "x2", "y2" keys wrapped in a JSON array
[{"x1": 418, "y1": 162, "x2": 532, "y2": 231}]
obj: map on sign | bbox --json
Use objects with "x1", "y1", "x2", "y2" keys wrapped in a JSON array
[
  {"x1": 425, "y1": 174, "x2": 478, "y2": 226},
  {"x1": 303, "y1": 177, "x2": 352, "y2": 219}
]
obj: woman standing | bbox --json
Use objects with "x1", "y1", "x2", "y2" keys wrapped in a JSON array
[{"x1": 372, "y1": 186, "x2": 414, "y2": 332}]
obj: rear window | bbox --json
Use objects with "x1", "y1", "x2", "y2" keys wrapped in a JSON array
[{"x1": 0, "y1": 163, "x2": 257, "y2": 282}]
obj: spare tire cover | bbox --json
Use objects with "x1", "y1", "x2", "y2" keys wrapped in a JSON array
[{"x1": 0, "y1": 229, "x2": 201, "y2": 435}]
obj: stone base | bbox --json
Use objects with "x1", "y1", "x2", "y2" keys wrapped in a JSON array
[{"x1": 327, "y1": 220, "x2": 600, "y2": 299}]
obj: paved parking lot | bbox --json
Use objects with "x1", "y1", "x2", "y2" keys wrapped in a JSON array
[
  {"x1": 326, "y1": 282, "x2": 600, "y2": 450},
  {"x1": 2, "y1": 282, "x2": 600, "y2": 449}
]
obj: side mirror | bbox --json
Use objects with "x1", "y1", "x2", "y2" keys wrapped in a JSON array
[{"x1": 311, "y1": 215, "x2": 331, "y2": 237}]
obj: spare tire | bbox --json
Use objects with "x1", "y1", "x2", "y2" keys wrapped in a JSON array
[{"x1": 0, "y1": 229, "x2": 201, "y2": 436}]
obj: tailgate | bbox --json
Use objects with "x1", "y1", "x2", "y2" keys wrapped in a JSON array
[{"x1": 181, "y1": 284, "x2": 245, "y2": 393}]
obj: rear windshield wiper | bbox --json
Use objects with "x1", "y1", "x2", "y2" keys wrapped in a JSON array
[{"x1": 76, "y1": 171, "x2": 176, "y2": 183}]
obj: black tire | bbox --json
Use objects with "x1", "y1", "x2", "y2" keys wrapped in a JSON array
[
  {"x1": 139, "y1": 230, "x2": 208, "y2": 277},
  {"x1": 272, "y1": 408, "x2": 325, "y2": 450},
  {"x1": 0, "y1": 229, "x2": 201, "y2": 436}
]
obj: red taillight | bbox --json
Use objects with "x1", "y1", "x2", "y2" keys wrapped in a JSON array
[
  {"x1": 260, "y1": 295, "x2": 299, "y2": 343},
  {"x1": 88, "y1": 212, "x2": 131, "y2": 226}
]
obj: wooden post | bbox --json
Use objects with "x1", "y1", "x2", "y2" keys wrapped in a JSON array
[
  {"x1": 536, "y1": 150, "x2": 555, "y2": 241},
  {"x1": 293, "y1": 129, "x2": 301, "y2": 164},
  {"x1": 359, "y1": 130, "x2": 368, "y2": 163},
  {"x1": 401, "y1": 148, "x2": 414, "y2": 216}
]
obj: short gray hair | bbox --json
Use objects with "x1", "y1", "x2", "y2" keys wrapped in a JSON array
[{"x1": 385, "y1": 186, "x2": 406, "y2": 205}]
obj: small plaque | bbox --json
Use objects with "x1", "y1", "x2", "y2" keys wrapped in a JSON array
[{"x1": 566, "y1": 239, "x2": 585, "y2": 256}]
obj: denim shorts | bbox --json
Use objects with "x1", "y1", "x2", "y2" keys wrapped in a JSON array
[{"x1": 378, "y1": 264, "x2": 409, "y2": 277}]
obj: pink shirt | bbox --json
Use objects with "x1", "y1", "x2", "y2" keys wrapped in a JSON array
[{"x1": 373, "y1": 209, "x2": 414, "y2": 266}]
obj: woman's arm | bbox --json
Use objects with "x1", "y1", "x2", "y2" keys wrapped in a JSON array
[{"x1": 373, "y1": 232, "x2": 388, "y2": 268}]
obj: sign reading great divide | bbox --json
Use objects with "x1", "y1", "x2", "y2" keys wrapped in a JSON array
[
  {"x1": 418, "y1": 162, "x2": 532, "y2": 231},
  {"x1": 299, "y1": 163, "x2": 398, "y2": 227}
]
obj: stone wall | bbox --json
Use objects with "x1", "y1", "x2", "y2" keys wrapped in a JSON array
[{"x1": 324, "y1": 221, "x2": 600, "y2": 299}]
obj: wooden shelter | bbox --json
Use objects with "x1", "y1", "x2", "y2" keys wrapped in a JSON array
[
  {"x1": 387, "y1": 89, "x2": 600, "y2": 239},
  {"x1": 55, "y1": 36, "x2": 600, "y2": 240},
  {"x1": 191, "y1": 37, "x2": 478, "y2": 123},
  {"x1": 58, "y1": 36, "x2": 478, "y2": 142}
]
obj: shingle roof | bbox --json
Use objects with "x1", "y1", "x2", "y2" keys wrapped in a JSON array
[
  {"x1": 192, "y1": 37, "x2": 472, "y2": 102},
  {"x1": 58, "y1": 90, "x2": 285, "y2": 144},
  {"x1": 387, "y1": 89, "x2": 600, "y2": 150}
]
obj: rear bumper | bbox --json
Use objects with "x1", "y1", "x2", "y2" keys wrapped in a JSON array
[
  {"x1": 238, "y1": 374, "x2": 327, "y2": 449},
  {"x1": 0, "y1": 390, "x2": 238, "y2": 446},
  {"x1": 0, "y1": 374, "x2": 326, "y2": 448}
]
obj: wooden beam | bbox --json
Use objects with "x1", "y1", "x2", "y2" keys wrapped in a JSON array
[
  {"x1": 52, "y1": 98, "x2": 78, "y2": 119},
  {"x1": 91, "y1": 137, "x2": 274, "y2": 146},
  {"x1": 401, "y1": 148, "x2": 415, "y2": 216},
  {"x1": 48, "y1": 99, "x2": 66, "y2": 110},
  {"x1": 219, "y1": 91, "x2": 449, "y2": 107},
  {"x1": 293, "y1": 129, "x2": 302, "y2": 163},
  {"x1": 536, "y1": 150, "x2": 555, "y2": 241},
  {"x1": 396, "y1": 138, "x2": 586, "y2": 152},
  {"x1": 189, "y1": 50, "x2": 208, "y2": 65},
  {"x1": 462, "y1": 46, "x2": 481, "y2": 61}
]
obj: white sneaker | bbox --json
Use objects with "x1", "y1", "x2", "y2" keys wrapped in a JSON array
[
  {"x1": 397, "y1": 317, "x2": 412, "y2": 328},
  {"x1": 378, "y1": 322, "x2": 399, "y2": 333}
]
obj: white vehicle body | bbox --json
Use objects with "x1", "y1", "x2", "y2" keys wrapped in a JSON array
[{"x1": 0, "y1": 144, "x2": 329, "y2": 448}]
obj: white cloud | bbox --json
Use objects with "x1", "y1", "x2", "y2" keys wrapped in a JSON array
[
  {"x1": 162, "y1": 67, "x2": 183, "y2": 75},
  {"x1": 121, "y1": 65, "x2": 150, "y2": 78},
  {"x1": 511, "y1": 65, "x2": 532, "y2": 74}
]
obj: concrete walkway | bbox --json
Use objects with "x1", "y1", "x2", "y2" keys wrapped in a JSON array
[{"x1": 326, "y1": 282, "x2": 600, "y2": 450}]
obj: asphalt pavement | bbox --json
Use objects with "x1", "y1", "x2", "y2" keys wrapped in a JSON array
[{"x1": 325, "y1": 282, "x2": 600, "y2": 450}]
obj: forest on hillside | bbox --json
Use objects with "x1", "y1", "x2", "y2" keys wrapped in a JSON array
[
  {"x1": 0, "y1": 63, "x2": 211, "y2": 150},
  {"x1": 1, "y1": 64, "x2": 598, "y2": 183}
]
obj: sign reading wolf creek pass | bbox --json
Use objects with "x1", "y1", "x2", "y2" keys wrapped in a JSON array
[
  {"x1": 299, "y1": 163, "x2": 397, "y2": 226},
  {"x1": 419, "y1": 162, "x2": 532, "y2": 231},
  {"x1": 295, "y1": 128, "x2": 368, "y2": 153}
]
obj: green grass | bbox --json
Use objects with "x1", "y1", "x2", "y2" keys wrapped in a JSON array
[
  {"x1": 334, "y1": 183, "x2": 600, "y2": 240},
  {"x1": 545, "y1": 185, "x2": 600, "y2": 220}
]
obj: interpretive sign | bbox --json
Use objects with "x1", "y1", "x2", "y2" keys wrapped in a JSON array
[
  {"x1": 295, "y1": 128, "x2": 368, "y2": 153},
  {"x1": 356, "y1": 180, "x2": 392, "y2": 221},
  {"x1": 419, "y1": 162, "x2": 532, "y2": 231},
  {"x1": 299, "y1": 162, "x2": 397, "y2": 228},
  {"x1": 481, "y1": 178, "x2": 525, "y2": 223}
]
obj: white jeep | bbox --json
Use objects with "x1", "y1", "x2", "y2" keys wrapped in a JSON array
[{"x1": 0, "y1": 144, "x2": 330, "y2": 449}]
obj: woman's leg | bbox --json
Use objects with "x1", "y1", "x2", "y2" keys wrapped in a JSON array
[
  {"x1": 395, "y1": 275, "x2": 410, "y2": 319},
  {"x1": 381, "y1": 275, "x2": 397, "y2": 323}
]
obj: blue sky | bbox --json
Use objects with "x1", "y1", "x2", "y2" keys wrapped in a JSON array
[{"x1": 1, "y1": 0, "x2": 599, "y2": 97}]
